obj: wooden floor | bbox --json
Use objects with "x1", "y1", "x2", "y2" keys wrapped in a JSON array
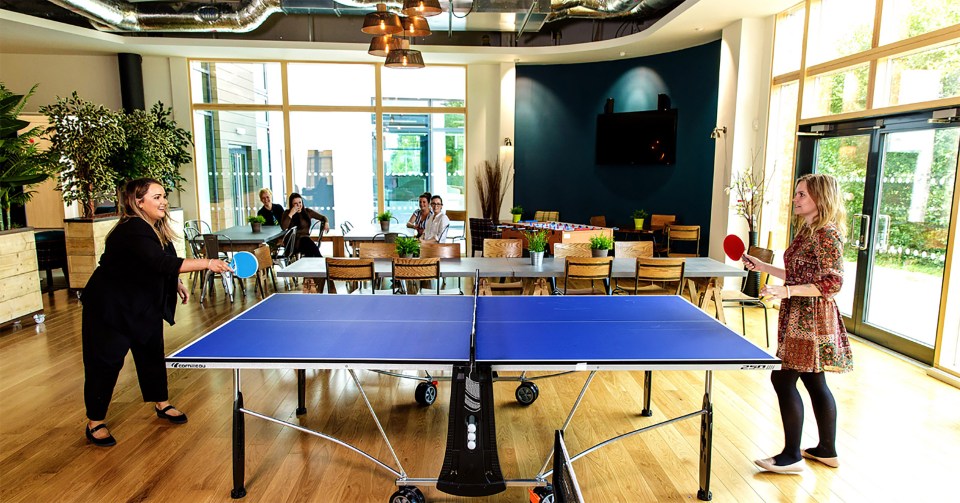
[{"x1": 2, "y1": 280, "x2": 959, "y2": 503}]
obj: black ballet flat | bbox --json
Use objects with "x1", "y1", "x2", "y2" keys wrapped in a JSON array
[
  {"x1": 155, "y1": 405, "x2": 188, "y2": 424},
  {"x1": 85, "y1": 424, "x2": 117, "y2": 447}
]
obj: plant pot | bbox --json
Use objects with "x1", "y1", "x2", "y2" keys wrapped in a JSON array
[
  {"x1": 530, "y1": 250, "x2": 544, "y2": 266},
  {"x1": 744, "y1": 231, "x2": 760, "y2": 297},
  {"x1": 512, "y1": 214, "x2": 521, "y2": 223},
  {"x1": 591, "y1": 249, "x2": 609, "y2": 257},
  {"x1": 250, "y1": 222, "x2": 262, "y2": 233},
  {"x1": 379, "y1": 220, "x2": 390, "y2": 232},
  {"x1": 634, "y1": 218, "x2": 645, "y2": 230}
]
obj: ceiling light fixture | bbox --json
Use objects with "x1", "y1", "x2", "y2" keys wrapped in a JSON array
[
  {"x1": 368, "y1": 34, "x2": 402, "y2": 57},
  {"x1": 401, "y1": 0, "x2": 443, "y2": 17},
  {"x1": 362, "y1": 3, "x2": 402, "y2": 35},
  {"x1": 401, "y1": 16, "x2": 432, "y2": 37},
  {"x1": 384, "y1": 39, "x2": 425, "y2": 69}
]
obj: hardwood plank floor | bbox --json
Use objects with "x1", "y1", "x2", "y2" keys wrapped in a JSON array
[{"x1": 1, "y1": 283, "x2": 958, "y2": 502}]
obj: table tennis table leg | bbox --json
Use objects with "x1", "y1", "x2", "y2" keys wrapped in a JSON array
[
  {"x1": 231, "y1": 369, "x2": 247, "y2": 499},
  {"x1": 296, "y1": 369, "x2": 307, "y2": 415},
  {"x1": 641, "y1": 370, "x2": 654, "y2": 417},
  {"x1": 697, "y1": 370, "x2": 714, "y2": 501}
]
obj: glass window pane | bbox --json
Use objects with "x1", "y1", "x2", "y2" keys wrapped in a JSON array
[
  {"x1": 383, "y1": 112, "x2": 465, "y2": 231},
  {"x1": 189, "y1": 61, "x2": 282, "y2": 105},
  {"x1": 874, "y1": 41, "x2": 960, "y2": 108},
  {"x1": 806, "y1": 0, "x2": 875, "y2": 66},
  {"x1": 193, "y1": 110, "x2": 286, "y2": 230},
  {"x1": 289, "y1": 112, "x2": 377, "y2": 229},
  {"x1": 879, "y1": 0, "x2": 960, "y2": 45},
  {"x1": 772, "y1": 4, "x2": 805, "y2": 76},
  {"x1": 761, "y1": 81, "x2": 800, "y2": 251},
  {"x1": 381, "y1": 66, "x2": 466, "y2": 108},
  {"x1": 802, "y1": 63, "x2": 870, "y2": 118},
  {"x1": 287, "y1": 63, "x2": 377, "y2": 106}
]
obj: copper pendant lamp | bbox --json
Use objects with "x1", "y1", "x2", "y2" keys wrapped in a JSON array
[
  {"x1": 401, "y1": 0, "x2": 443, "y2": 17},
  {"x1": 368, "y1": 34, "x2": 402, "y2": 57},
  {"x1": 384, "y1": 39, "x2": 425, "y2": 69},
  {"x1": 401, "y1": 15, "x2": 432, "y2": 38},
  {"x1": 361, "y1": 3, "x2": 402, "y2": 35}
]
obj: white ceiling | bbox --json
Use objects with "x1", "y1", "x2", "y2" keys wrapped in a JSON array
[{"x1": 0, "y1": 0, "x2": 799, "y2": 64}]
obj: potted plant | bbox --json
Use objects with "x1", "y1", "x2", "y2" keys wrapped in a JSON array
[
  {"x1": 112, "y1": 102, "x2": 192, "y2": 204},
  {"x1": 524, "y1": 229, "x2": 548, "y2": 266},
  {"x1": 474, "y1": 158, "x2": 513, "y2": 221},
  {"x1": 247, "y1": 215, "x2": 266, "y2": 233},
  {"x1": 395, "y1": 235, "x2": 420, "y2": 258},
  {"x1": 632, "y1": 209, "x2": 649, "y2": 230},
  {"x1": 376, "y1": 210, "x2": 396, "y2": 232},
  {"x1": 0, "y1": 84, "x2": 53, "y2": 231},
  {"x1": 589, "y1": 234, "x2": 614, "y2": 257},
  {"x1": 510, "y1": 205, "x2": 523, "y2": 223}
]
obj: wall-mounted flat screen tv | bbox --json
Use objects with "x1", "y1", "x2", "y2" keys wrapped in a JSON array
[{"x1": 596, "y1": 109, "x2": 678, "y2": 166}]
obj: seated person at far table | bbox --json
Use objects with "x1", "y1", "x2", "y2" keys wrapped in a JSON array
[
  {"x1": 281, "y1": 192, "x2": 328, "y2": 257},
  {"x1": 406, "y1": 192, "x2": 432, "y2": 238},
  {"x1": 257, "y1": 188, "x2": 284, "y2": 225},
  {"x1": 420, "y1": 195, "x2": 449, "y2": 243}
]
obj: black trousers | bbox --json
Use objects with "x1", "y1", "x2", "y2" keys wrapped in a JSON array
[
  {"x1": 297, "y1": 236, "x2": 322, "y2": 257},
  {"x1": 82, "y1": 310, "x2": 168, "y2": 421}
]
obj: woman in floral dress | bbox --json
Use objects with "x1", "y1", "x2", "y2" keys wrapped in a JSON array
[{"x1": 742, "y1": 173, "x2": 854, "y2": 473}]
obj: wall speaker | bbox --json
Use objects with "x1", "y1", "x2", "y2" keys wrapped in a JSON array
[
  {"x1": 657, "y1": 93, "x2": 671, "y2": 111},
  {"x1": 604, "y1": 98, "x2": 615, "y2": 114}
]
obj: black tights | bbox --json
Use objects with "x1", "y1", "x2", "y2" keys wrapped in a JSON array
[{"x1": 770, "y1": 369, "x2": 838, "y2": 465}]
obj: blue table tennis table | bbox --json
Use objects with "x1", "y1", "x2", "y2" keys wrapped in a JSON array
[{"x1": 167, "y1": 293, "x2": 779, "y2": 502}]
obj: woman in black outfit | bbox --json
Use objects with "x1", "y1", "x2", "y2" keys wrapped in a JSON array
[
  {"x1": 82, "y1": 178, "x2": 233, "y2": 447},
  {"x1": 257, "y1": 188, "x2": 284, "y2": 225},
  {"x1": 280, "y1": 192, "x2": 328, "y2": 257}
]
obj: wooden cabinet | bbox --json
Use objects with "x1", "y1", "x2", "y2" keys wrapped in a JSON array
[{"x1": 0, "y1": 228, "x2": 43, "y2": 325}]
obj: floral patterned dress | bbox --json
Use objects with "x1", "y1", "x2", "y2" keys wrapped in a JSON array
[{"x1": 777, "y1": 224, "x2": 854, "y2": 373}]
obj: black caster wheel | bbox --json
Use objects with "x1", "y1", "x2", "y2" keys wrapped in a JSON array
[
  {"x1": 415, "y1": 381, "x2": 437, "y2": 406},
  {"x1": 389, "y1": 486, "x2": 425, "y2": 503},
  {"x1": 515, "y1": 381, "x2": 539, "y2": 406}
]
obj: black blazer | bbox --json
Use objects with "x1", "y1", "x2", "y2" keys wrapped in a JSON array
[
  {"x1": 82, "y1": 217, "x2": 185, "y2": 342},
  {"x1": 258, "y1": 204, "x2": 284, "y2": 225}
]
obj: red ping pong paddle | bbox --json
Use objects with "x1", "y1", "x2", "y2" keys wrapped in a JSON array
[{"x1": 723, "y1": 234, "x2": 746, "y2": 261}]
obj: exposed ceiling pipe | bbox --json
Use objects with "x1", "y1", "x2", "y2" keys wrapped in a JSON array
[
  {"x1": 47, "y1": 0, "x2": 285, "y2": 32},
  {"x1": 547, "y1": 0, "x2": 682, "y2": 23}
]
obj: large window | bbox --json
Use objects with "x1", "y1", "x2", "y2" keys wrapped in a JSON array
[{"x1": 189, "y1": 62, "x2": 466, "y2": 232}]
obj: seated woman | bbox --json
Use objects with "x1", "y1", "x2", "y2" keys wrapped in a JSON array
[
  {"x1": 420, "y1": 195, "x2": 450, "y2": 243},
  {"x1": 406, "y1": 192, "x2": 432, "y2": 238},
  {"x1": 280, "y1": 193, "x2": 328, "y2": 257},
  {"x1": 257, "y1": 188, "x2": 284, "y2": 225}
]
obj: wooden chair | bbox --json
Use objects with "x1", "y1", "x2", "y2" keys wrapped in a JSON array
[
  {"x1": 589, "y1": 215, "x2": 607, "y2": 227},
  {"x1": 358, "y1": 242, "x2": 399, "y2": 259},
  {"x1": 273, "y1": 227, "x2": 300, "y2": 290},
  {"x1": 553, "y1": 242, "x2": 591, "y2": 258},
  {"x1": 481, "y1": 239, "x2": 524, "y2": 295},
  {"x1": 622, "y1": 257, "x2": 686, "y2": 295},
  {"x1": 199, "y1": 234, "x2": 245, "y2": 304},
  {"x1": 419, "y1": 242, "x2": 462, "y2": 294},
  {"x1": 613, "y1": 241, "x2": 654, "y2": 293},
  {"x1": 535, "y1": 210, "x2": 559, "y2": 222},
  {"x1": 252, "y1": 244, "x2": 277, "y2": 299},
  {"x1": 468, "y1": 218, "x2": 500, "y2": 257},
  {"x1": 392, "y1": 258, "x2": 442, "y2": 294},
  {"x1": 722, "y1": 246, "x2": 775, "y2": 347},
  {"x1": 445, "y1": 209, "x2": 467, "y2": 243},
  {"x1": 561, "y1": 257, "x2": 613, "y2": 295},
  {"x1": 324, "y1": 258, "x2": 380, "y2": 294},
  {"x1": 666, "y1": 225, "x2": 701, "y2": 257},
  {"x1": 650, "y1": 214, "x2": 677, "y2": 256}
]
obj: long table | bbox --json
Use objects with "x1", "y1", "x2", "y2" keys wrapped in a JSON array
[
  {"x1": 167, "y1": 293, "x2": 779, "y2": 501},
  {"x1": 278, "y1": 256, "x2": 746, "y2": 322},
  {"x1": 193, "y1": 224, "x2": 287, "y2": 252},
  {"x1": 314, "y1": 224, "x2": 415, "y2": 257}
]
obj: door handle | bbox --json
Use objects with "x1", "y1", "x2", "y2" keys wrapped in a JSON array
[{"x1": 858, "y1": 214, "x2": 871, "y2": 251}]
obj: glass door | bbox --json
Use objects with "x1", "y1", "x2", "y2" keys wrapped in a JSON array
[{"x1": 800, "y1": 112, "x2": 959, "y2": 363}]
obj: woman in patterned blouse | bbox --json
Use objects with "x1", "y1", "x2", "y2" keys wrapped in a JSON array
[{"x1": 743, "y1": 173, "x2": 853, "y2": 474}]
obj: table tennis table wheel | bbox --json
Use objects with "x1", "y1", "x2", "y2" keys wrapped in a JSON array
[
  {"x1": 389, "y1": 486, "x2": 425, "y2": 503},
  {"x1": 515, "y1": 381, "x2": 539, "y2": 406},
  {"x1": 530, "y1": 485, "x2": 554, "y2": 503},
  {"x1": 415, "y1": 382, "x2": 438, "y2": 406}
]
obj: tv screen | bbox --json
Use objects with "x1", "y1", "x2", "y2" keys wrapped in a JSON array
[{"x1": 595, "y1": 109, "x2": 678, "y2": 166}]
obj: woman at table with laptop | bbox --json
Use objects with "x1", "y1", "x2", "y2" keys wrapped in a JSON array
[
  {"x1": 82, "y1": 178, "x2": 234, "y2": 447},
  {"x1": 743, "y1": 173, "x2": 853, "y2": 473},
  {"x1": 257, "y1": 188, "x2": 284, "y2": 225},
  {"x1": 281, "y1": 192, "x2": 329, "y2": 257}
]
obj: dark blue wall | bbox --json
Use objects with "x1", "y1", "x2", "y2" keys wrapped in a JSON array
[{"x1": 515, "y1": 41, "x2": 720, "y2": 254}]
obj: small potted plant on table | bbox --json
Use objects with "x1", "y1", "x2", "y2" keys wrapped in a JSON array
[
  {"x1": 510, "y1": 205, "x2": 523, "y2": 223},
  {"x1": 376, "y1": 210, "x2": 395, "y2": 232},
  {"x1": 632, "y1": 209, "x2": 649, "y2": 230},
  {"x1": 394, "y1": 235, "x2": 420, "y2": 258},
  {"x1": 524, "y1": 229, "x2": 548, "y2": 266},
  {"x1": 247, "y1": 215, "x2": 266, "y2": 233},
  {"x1": 589, "y1": 234, "x2": 614, "y2": 257}
]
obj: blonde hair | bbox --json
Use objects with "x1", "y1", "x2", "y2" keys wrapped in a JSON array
[
  {"x1": 118, "y1": 178, "x2": 178, "y2": 247},
  {"x1": 258, "y1": 188, "x2": 272, "y2": 199},
  {"x1": 795, "y1": 173, "x2": 847, "y2": 236}
]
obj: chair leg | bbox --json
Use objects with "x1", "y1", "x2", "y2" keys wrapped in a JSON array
[
  {"x1": 741, "y1": 306, "x2": 747, "y2": 335},
  {"x1": 763, "y1": 306, "x2": 770, "y2": 348}
]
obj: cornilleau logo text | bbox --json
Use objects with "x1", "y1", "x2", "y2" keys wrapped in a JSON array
[{"x1": 171, "y1": 363, "x2": 207, "y2": 368}]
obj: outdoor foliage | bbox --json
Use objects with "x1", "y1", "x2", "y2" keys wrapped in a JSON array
[{"x1": 0, "y1": 83, "x2": 54, "y2": 230}]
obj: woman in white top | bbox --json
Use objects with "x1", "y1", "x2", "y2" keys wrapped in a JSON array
[{"x1": 420, "y1": 196, "x2": 450, "y2": 243}]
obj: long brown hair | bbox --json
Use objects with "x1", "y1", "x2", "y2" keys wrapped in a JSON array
[
  {"x1": 795, "y1": 173, "x2": 847, "y2": 236},
  {"x1": 118, "y1": 178, "x2": 177, "y2": 246}
]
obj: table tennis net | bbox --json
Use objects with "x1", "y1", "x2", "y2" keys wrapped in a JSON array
[{"x1": 553, "y1": 430, "x2": 584, "y2": 503}]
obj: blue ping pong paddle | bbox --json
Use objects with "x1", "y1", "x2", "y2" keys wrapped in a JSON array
[{"x1": 230, "y1": 251, "x2": 259, "y2": 279}]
